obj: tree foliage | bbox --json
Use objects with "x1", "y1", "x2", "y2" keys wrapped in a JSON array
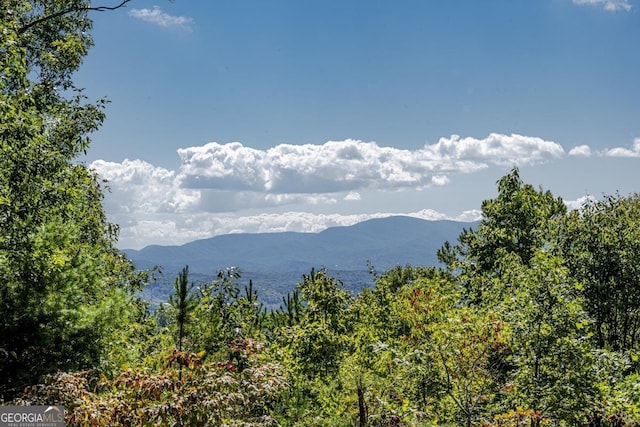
[
  {"x1": 560, "y1": 194, "x2": 640, "y2": 351},
  {"x1": 9, "y1": 166, "x2": 640, "y2": 425},
  {"x1": 0, "y1": 0, "x2": 147, "y2": 399},
  {"x1": 440, "y1": 167, "x2": 566, "y2": 280},
  {"x1": 493, "y1": 251, "x2": 596, "y2": 425}
]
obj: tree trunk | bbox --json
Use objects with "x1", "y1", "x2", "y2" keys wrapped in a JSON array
[{"x1": 357, "y1": 385, "x2": 367, "y2": 427}]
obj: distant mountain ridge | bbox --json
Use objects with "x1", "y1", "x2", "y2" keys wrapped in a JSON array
[{"x1": 124, "y1": 216, "x2": 475, "y2": 275}]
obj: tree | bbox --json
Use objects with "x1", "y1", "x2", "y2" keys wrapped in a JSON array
[
  {"x1": 429, "y1": 307, "x2": 505, "y2": 426},
  {"x1": 15, "y1": 1, "x2": 131, "y2": 35},
  {"x1": 439, "y1": 167, "x2": 566, "y2": 288},
  {"x1": 490, "y1": 250, "x2": 597, "y2": 425},
  {"x1": 166, "y1": 266, "x2": 198, "y2": 381},
  {"x1": 168, "y1": 266, "x2": 197, "y2": 353},
  {"x1": 384, "y1": 271, "x2": 506, "y2": 426},
  {"x1": 188, "y1": 267, "x2": 267, "y2": 364},
  {"x1": 560, "y1": 194, "x2": 640, "y2": 351},
  {"x1": 0, "y1": 0, "x2": 144, "y2": 398},
  {"x1": 437, "y1": 169, "x2": 602, "y2": 423},
  {"x1": 269, "y1": 269, "x2": 356, "y2": 426},
  {"x1": 291, "y1": 268, "x2": 353, "y2": 378},
  {"x1": 270, "y1": 288, "x2": 304, "y2": 328}
]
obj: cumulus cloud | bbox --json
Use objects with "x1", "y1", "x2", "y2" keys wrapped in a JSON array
[
  {"x1": 92, "y1": 133, "x2": 564, "y2": 223},
  {"x1": 431, "y1": 175, "x2": 450, "y2": 186},
  {"x1": 601, "y1": 138, "x2": 640, "y2": 157},
  {"x1": 566, "y1": 139, "x2": 640, "y2": 158},
  {"x1": 572, "y1": 0, "x2": 632, "y2": 12},
  {"x1": 129, "y1": 6, "x2": 193, "y2": 31},
  {"x1": 177, "y1": 134, "x2": 564, "y2": 195},
  {"x1": 91, "y1": 133, "x2": 564, "y2": 248},
  {"x1": 424, "y1": 133, "x2": 564, "y2": 167},
  {"x1": 568, "y1": 145, "x2": 592, "y2": 157},
  {"x1": 90, "y1": 159, "x2": 199, "y2": 214}
]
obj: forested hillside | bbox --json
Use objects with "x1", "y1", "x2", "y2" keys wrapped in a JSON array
[
  {"x1": 2, "y1": 2, "x2": 640, "y2": 426},
  {"x1": 124, "y1": 216, "x2": 471, "y2": 273},
  {"x1": 126, "y1": 216, "x2": 473, "y2": 308}
]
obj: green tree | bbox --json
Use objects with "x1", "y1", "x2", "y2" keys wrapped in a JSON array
[
  {"x1": 190, "y1": 268, "x2": 267, "y2": 362},
  {"x1": 429, "y1": 307, "x2": 505, "y2": 426},
  {"x1": 439, "y1": 167, "x2": 566, "y2": 291},
  {"x1": 437, "y1": 169, "x2": 602, "y2": 423},
  {"x1": 492, "y1": 251, "x2": 596, "y2": 425},
  {"x1": 291, "y1": 268, "x2": 353, "y2": 378},
  {"x1": 168, "y1": 266, "x2": 198, "y2": 353},
  {"x1": 166, "y1": 266, "x2": 198, "y2": 381},
  {"x1": 270, "y1": 288, "x2": 304, "y2": 328},
  {"x1": 382, "y1": 271, "x2": 506, "y2": 426},
  {"x1": 0, "y1": 0, "x2": 144, "y2": 398},
  {"x1": 560, "y1": 194, "x2": 640, "y2": 351},
  {"x1": 269, "y1": 269, "x2": 355, "y2": 426}
]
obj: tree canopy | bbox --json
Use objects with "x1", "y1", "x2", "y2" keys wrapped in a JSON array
[{"x1": 1, "y1": 0, "x2": 144, "y2": 399}]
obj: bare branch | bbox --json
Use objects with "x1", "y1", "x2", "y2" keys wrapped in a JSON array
[{"x1": 17, "y1": 0, "x2": 132, "y2": 34}]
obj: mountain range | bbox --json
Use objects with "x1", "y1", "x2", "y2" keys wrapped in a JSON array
[{"x1": 124, "y1": 216, "x2": 476, "y2": 307}]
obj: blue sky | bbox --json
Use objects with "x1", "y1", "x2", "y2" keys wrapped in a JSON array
[{"x1": 76, "y1": 0, "x2": 640, "y2": 249}]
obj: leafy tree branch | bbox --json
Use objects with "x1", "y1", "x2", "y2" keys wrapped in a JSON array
[{"x1": 17, "y1": 0, "x2": 132, "y2": 35}]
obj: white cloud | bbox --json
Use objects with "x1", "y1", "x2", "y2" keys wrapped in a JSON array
[
  {"x1": 565, "y1": 139, "x2": 640, "y2": 158},
  {"x1": 344, "y1": 191, "x2": 361, "y2": 201},
  {"x1": 425, "y1": 133, "x2": 564, "y2": 168},
  {"x1": 601, "y1": 138, "x2": 640, "y2": 157},
  {"x1": 177, "y1": 134, "x2": 564, "y2": 195},
  {"x1": 129, "y1": 6, "x2": 193, "y2": 31},
  {"x1": 564, "y1": 195, "x2": 599, "y2": 211},
  {"x1": 90, "y1": 159, "x2": 199, "y2": 214},
  {"x1": 568, "y1": 145, "x2": 592, "y2": 157},
  {"x1": 572, "y1": 0, "x2": 632, "y2": 12},
  {"x1": 455, "y1": 209, "x2": 484, "y2": 222},
  {"x1": 91, "y1": 133, "x2": 564, "y2": 248},
  {"x1": 431, "y1": 175, "x2": 450, "y2": 186}
]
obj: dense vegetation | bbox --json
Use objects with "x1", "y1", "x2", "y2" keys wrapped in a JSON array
[{"x1": 2, "y1": 1, "x2": 640, "y2": 426}]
